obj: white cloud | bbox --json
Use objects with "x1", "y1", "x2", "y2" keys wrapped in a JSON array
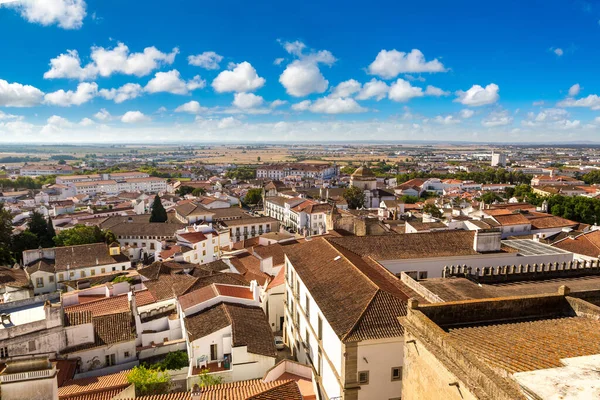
[
  {"x1": 367, "y1": 49, "x2": 447, "y2": 79},
  {"x1": 557, "y1": 94, "x2": 600, "y2": 110},
  {"x1": 218, "y1": 116, "x2": 241, "y2": 129},
  {"x1": 6, "y1": 0, "x2": 86, "y2": 29},
  {"x1": 98, "y1": 83, "x2": 143, "y2": 103},
  {"x1": 307, "y1": 97, "x2": 367, "y2": 114},
  {"x1": 281, "y1": 40, "x2": 307, "y2": 56},
  {"x1": 482, "y1": 110, "x2": 513, "y2": 127},
  {"x1": 280, "y1": 61, "x2": 329, "y2": 97},
  {"x1": 121, "y1": 111, "x2": 150, "y2": 123},
  {"x1": 212, "y1": 62, "x2": 265, "y2": 93},
  {"x1": 568, "y1": 83, "x2": 581, "y2": 97},
  {"x1": 0, "y1": 111, "x2": 19, "y2": 120},
  {"x1": 175, "y1": 100, "x2": 206, "y2": 114},
  {"x1": 270, "y1": 99, "x2": 287, "y2": 108},
  {"x1": 44, "y1": 82, "x2": 98, "y2": 106},
  {"x1": 44, "y1": 42, "x2": 179, "y2": 80},
  {"x1": 459, "y1": 109, "x2": 475, "y2": 119},
  {"x1": 0, "y1": 78, "x2": 44, "y2": 107},
  {"x1": 424, "y1": 85, "x2": 449, "y2": 97},
  {"x1": 43, "y1": 50, "x2": 96, "y2": 80},
  {"x1": 356, "y1": 79, "x2": 389, "y2": 101},
  {"x1": 279, "y1": 41, "x2": 336, "y2": 97},
  {"x1": 388, "y1": 79, "x2": 424, "y2": 102},
  {"x1": 433, "y1": 115, "x2": 460, "y2": 125},
  {"x1": 79, "y1": 117, "x2": 94, "y2": 126},
  {"x1": 273, "y1": 58, "x2": 285, "y2": 66},
  {"x1": 552, "y1": 47, "x2": 564, "y2": 56},
  {"x1": 94, "y1": 108, "x2": 111, "y2": 121},
  {"x1": 233, "y1": 92, "x2": 264, "y2": 109},
  {"x1": 455, "y1": 83, "x2": 500, "y2": 106},
  {"x1": 292, "y1": 100, "x2": 311, "y2": 111},
  {"x1": 330, "y1": 79, "x2": 361, "y2": 98},
  {"x1": 145, "y1": 70, "x2": 205, "y2": 95},
  {"x1": 188, "y1": 51, "x2": 223, "y2": 70},
  {"x1": 41, "y1": 115, "x2": 74, "y2": 135}
]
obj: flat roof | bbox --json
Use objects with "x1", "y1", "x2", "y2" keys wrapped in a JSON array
[
  {"x1": 0, "y1": 302, "x2": 50, "y2": 329},
  {"x1": 501, "y1": 239, "x2": 572, "y2": 256}
]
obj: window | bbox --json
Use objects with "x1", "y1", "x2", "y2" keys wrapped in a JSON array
[
  {"x1": 80, "y1": 271, "x2": 86, "y2": 278},
  {"x1": 202, "y1": 250, "x2": 206, "y2": 256},
  {"x1": 358, "y1": 371, "x2": 369, "y2": 384},
  {"x1": 105, "y1": 354, "x2": 116, "y2": 366},
  {"x1": 90, "y1": 269, "x2": 95, "y2": 276},
  {"x1": 150, "y1": 243, "x2": 155, "y2": 250},
  {"x1": 36, "y1": 277, "x2": 44, "y2": 288},
  {"x1": 69, "y1": 271, "x2": 75, "y2": 277},
  {"x1": 58, "y1": 273, "x2": 64, "y2": 281},
  {"x1": 214, "y1": 246, "x2": 218, "y2": 253},
  {"x1": 210, "y1": 344, "x2": 218, "y2": 361},
  {"x1": 112, "y1": 267, "x2": 116, "y2": 271},
  {"x1": 194, "y1": 254, "x2": 198, "y2": 260},
  {"x1": 101, "y1": 268, "x2": 106, "y2": 274},
  {"x1": 391, "y1": 367, "x2": 402, "y2": 381},
  {"x1": 122, "y1": 266, "x2": 126, "y2": 271},
  {"x1": 305, "y1": 294, "x2": 310, "y2": 318},
  {"x1": 124, "y1": 351, "x2": 130, "y2": 358},
  {"x1": 28, "y1": 341, "x2": 36, "y2": 352},
  {"x1": 0, "y1": 347, "x2": 8, "y2": 358},
  {"x1": 49, "y1": 275, "x2": 54, "y2": 283},
  {"x1": 317, "y1": 316, "x2": 323, "y2": 341}
]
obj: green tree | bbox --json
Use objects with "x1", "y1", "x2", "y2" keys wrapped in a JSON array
[
  {"x1": 29, "y1": 211, "x2": 54, "y2": 247},
  {"x1": 47, "y1": 219, "x2": 56, "y2": 242},
  {"x1": 127, "y1": 366, "x2": 171, "y2": 396},
  {"x1": 149, "y1": 195, "x2": 168, "y2": 223},
  {"x1": 191, "y1": 187, "x2": 206, "y2": 197},
  {"x1": 196, "y1": 368, "x2": 224, "y2": 389},
  {"x1": 176, "y1": 185, "x2": 195, "y2": 196},
  {"x1": 422, "y1": 203, "x2": 443, "y2": 218},
  {"x1": 0, "y1": 205, "x2": 13, "y2": 265},
  {"x1": 481, "y1": 192, "x2": 502, "y2": 204},
  {"x1": 399, "y1": 195, "x2": 419, "y2": 204},
  {"x1": 244, "y1": 188, "x2": 263, "y2": 205},
  {"x1": 11, "y1": 231, "x2": 39, "y2": 262},
  {"x1": 53, "y1": 225, "x2": 114, "y2": 247},
  {"x1": 343, "y1": 186, "x2": 365, "y2": 210}
]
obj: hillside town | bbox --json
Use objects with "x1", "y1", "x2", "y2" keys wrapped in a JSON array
[{"x1": 0, "y1": 143, "x2": 600, "y2": 399}]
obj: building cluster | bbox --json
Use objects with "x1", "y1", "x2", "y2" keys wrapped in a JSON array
[{"x1": 3, "y1": 155, "x2": 600, "y2": 400}]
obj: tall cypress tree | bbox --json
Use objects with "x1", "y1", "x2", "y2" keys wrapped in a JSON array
[
  {"x1": 149, "y1": 195, "x2": 168, "y2": 223},
  {"x1": 46, "y1": 218, "x2": 56, "y2": 246}
]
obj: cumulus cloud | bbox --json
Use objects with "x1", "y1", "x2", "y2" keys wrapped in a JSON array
[
  {"x1": 330, "y1": 79, "x2": 361, "y2": 98},
  {"x1": 455, "y1": 83, "x2": 500, "y2": 106},
  {"x1": 557, "y1": 94, "x2": 600, "y2": 110},
  {"x1": 568, "y1": 83, "x2": 581, "y2": 97},
  {"x1": 0, "y1": 111, "x2": 20, "y2": 120},
  {"x1": 5, "y1": 0, "x2": 87, "y2": 29},
  {"x1": 175, "y1": 100, "x2": 206, "y2": 114},
  {"x1": 551, "y1": 47, "x2": 564, "y2": 56},
  {"x1": 424, "y1": 85, "x2": 449, "y2": 97},
  {"x1": 218, "y1": 116, "x2": 242, "y2": 129},
  {"x1": 212, "y1": 62, "x2": 265, "y2": 93},
  {"x1": 279, "y1": 41, "x2": 336, "y2": 97},
  {"x1": 367, "y1": 49, "x2": 447, "y2": 79},
  {"x1": 79, "y1": 117, "x2": 95, "y2": 127},
  {"x1": 388, "y1": 79, "x2": 424, "y2": 102},
  {"x1": 188, "y1": 51, "x2": 223, "y2": 70},
  {"x1": 145, "y1": 70, "x2": 205, "y2": 95},
  {"x1": 98, "y1": 83, "x2": 143, "y2": 103},
  {"x1": 355, "y1": 79, "x2": 389, "y2": 101},
  {"x1": 0, "y1": 78, "x2": 44, "y2": 107},
  {"x1": 273, "y1": 58, "x2": 285, "y2": 66},
  {"x1": 481, "y1": 110, "x2": 513, "y2": 127},
  {"x1": 270, "y1": 99, "x2": 287, "y2": 108},
  {"x1": 291, "y1": 97, "x2": 366, "y2": 114},
  {"x1": 459, "y1": 109, "x2": 475, "y2": 119},
  {"x1": 121, "y1": 111, "x2": 150, "y2": 123},
  {"x1": 232, "y1": 92, "x2": 264, "y2": 109},
  {"x1": 44, "y1": 42, "x2": 179, "y2": 80},
  {"x1": 44, "y1": 82, "x2": 98, "y2": 106},
  {"x1": 93, "y1": 108, "x2": 111, "y2": 121}
]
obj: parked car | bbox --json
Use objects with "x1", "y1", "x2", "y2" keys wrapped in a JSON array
[{"x1": 274, "y1": 336, "x2": 285, "y2": 350}]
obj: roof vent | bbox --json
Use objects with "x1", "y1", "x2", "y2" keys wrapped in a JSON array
[{"x1": 333, "y1": 255, "x2": 341, "y2": 261}]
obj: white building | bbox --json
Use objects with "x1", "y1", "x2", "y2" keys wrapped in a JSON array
[
  {"x1": 491, "y1": 151, "x2": 507, "y2": 167},
  {"x1": 256, "y1": 163, "x2": 338, "y2": 180},
  {"x1": 284, "y1": 237, "x2": 407, "y2": 400}
]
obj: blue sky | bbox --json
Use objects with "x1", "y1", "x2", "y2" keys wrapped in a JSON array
[{"x1": 1, "y1": 0, "x2": 600, "y2": 143}]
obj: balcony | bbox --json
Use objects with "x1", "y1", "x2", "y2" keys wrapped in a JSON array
[{"x1": 191, "y1": 361, "x2": 229, "y2": 375}]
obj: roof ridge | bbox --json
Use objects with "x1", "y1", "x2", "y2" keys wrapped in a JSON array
[{"x1": 323, "y1": 239, "x2": 379, "y2": 292}]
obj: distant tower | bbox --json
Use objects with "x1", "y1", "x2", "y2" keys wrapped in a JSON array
[
  {"x1": 491, "y1": 151, "x2": 507, "y2": 167},
  {"x1": 350, "y1": 164, "x2": 377, "y2": 191}
]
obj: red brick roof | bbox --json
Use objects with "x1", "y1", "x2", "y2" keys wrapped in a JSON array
[
  {"x1": 178, "y1": 231, "x2": 208, "y2": 244},
  {"x1": 198, "y1": 379, "x2": 301, "y2": 399},
  {"x1": 58, "y1": 370, "x2": 129, "y2": 399},
  {"x1": 134, "y1": 289, "x2": 157, "y2": 307}
]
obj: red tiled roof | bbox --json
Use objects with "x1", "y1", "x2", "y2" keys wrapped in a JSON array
[
  {"x1": 215, "y1": 284, "x2": 254, "y2": 299},
  {"x1": 64, "y1": 294, "x2": 130, "y2": 317},
  {"x1": 267, "y1": 267, "x2": 285, "y2": 290},
  {"x1": 58, "y1": 370, "x2": 130, "y2": 399},
  {"x1": 179, "y1": 232, "x2": 208, "y2": 244},
  {"x1": 134, "y1": 289, "x2": 157, "y2": 307}
]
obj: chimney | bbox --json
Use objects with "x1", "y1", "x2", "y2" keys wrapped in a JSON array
[{"x1": 473, "y1": 229, "x2": 501, "y2": 253}]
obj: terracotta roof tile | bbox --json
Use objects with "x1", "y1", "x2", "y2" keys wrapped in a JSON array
[
  {"x1": 198, "y1": 379, "x2": 299, "y2": 400},
  {"x1": 64, "y1": 294, "x2": 130, "y2": 317},
  {"x1": 185, "y1": 303, "x2": 276, "y2": 357},
  {"x1": 64, "y1": 310, "x2": 93, "y2": 327},
  {"x1": 134, "y1": 289, "x2": 157, "y2": 307},
  {"x1": 63, "y1": 312, "x2": 136, "y2": 353},
  {"x1": 58, "y1": 370, "x2": 129, "y2": 399}
]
